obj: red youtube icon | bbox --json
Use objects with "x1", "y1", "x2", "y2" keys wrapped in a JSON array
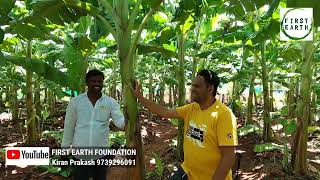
[{"x1": 7, "y1": 150, "x2": 20, "y2": 159}]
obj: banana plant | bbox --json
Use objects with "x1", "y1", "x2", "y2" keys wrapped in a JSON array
[
  {"x1": 289, "y1": 39, "x2": 320, "y2": 175},
  {"x1": 246, "y1": 56, "x2": 257, "y2": 125},
  {"x1": 25, "y1": 40, "x2": 38, "y2": 145},
  {"x1": 287, "y1": 0, "x2": 320, "y2": 175},
  {"x1": 2, "y1": 64, "x2": 23, "y2": 124}
]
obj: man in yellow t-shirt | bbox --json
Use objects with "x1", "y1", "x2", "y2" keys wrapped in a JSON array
[{"x1": 131, "y1": 69, "x2": 238, "y2": 180}]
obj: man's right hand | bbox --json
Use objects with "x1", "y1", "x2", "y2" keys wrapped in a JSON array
[{"x1": 130, "y1": 80, "x2": 182, "y2": 119}]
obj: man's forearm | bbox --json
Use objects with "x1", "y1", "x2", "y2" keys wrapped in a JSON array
[
  {"x1": 136, "y1": 94, "x2": 170, "y2": 117},
  {"x1": 61, "y1": 129, "x2": 74, "y2": 148},
  {"x1": 212, "y1": 155, "x2": 235, "y2": 180}
]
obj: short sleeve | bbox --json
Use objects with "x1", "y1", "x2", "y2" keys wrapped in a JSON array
[
  {"x1": 217, "y1": 110, "x2": 238, "y2": 146},
  {"x1": 175, "y1": 103, "x2": 195, "y2": 120}
]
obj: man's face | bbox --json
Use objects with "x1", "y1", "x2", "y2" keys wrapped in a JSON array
[
  {"x1": 86, "y1": 75, "x2": 104, "y2": 93},
  {"x1": 191, "y1": 76, "x2": 213, "y2": 103}
]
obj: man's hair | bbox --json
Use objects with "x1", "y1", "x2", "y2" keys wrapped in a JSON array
[
  {"x1": 196, "y1": 69, "x2": 220, "y2": 96},
  {"x1": 85, "y1": 69, "x2": 104, "y2": 82}
]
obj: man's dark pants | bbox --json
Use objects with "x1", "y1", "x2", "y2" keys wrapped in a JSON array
[
  {"x1": 170, "y1": 165, "x2": 188, "y2": 180},
  {"x1": 72, "y1": 156, "x2": 110, "y2": 180},
  {"x1": 73, "y1": 165, "x2": 106, "y2": 180}
]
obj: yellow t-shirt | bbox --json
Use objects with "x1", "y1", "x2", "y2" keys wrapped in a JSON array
[{"x1": 176, "y1": 100, "x2": 238, "y2": 180}]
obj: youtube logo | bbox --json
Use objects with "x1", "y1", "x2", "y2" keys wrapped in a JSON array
[
  {"x1": 5, "y1": 147, "x2": 49, "y2": 165},
  {"x1": 7, "y1": 150, "x2": 20, "y2": 159}
]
